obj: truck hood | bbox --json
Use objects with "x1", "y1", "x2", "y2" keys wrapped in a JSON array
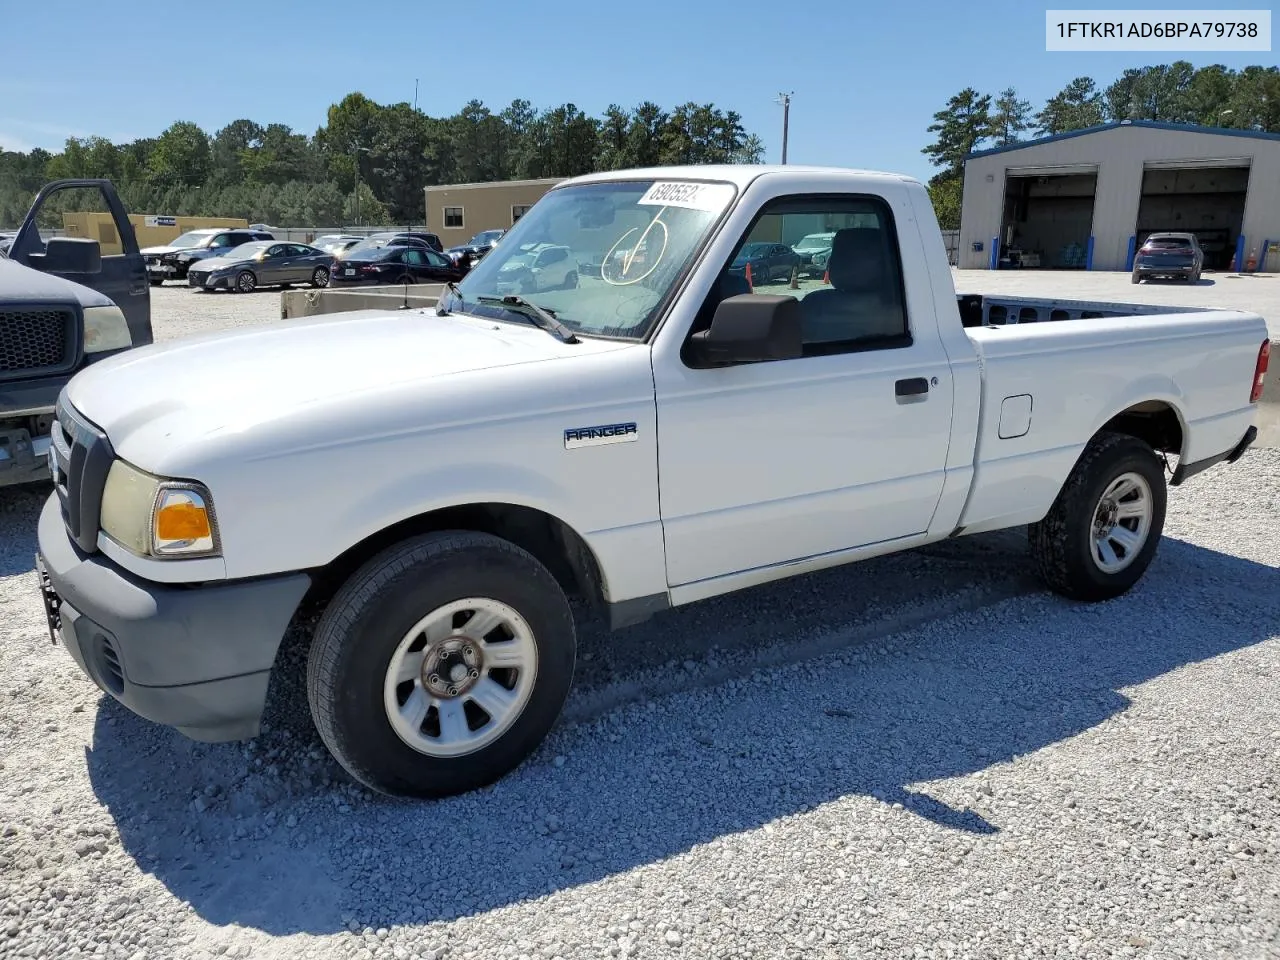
[
  {"x1": 140, "y1": 245, "x2": 193, "y2": 256},
  {"x1": 0, "y1": 257, "x2": 114, "y2": 306},
  {"x1": 64, "y1": 307, "x2": 630, "y2": 472}
]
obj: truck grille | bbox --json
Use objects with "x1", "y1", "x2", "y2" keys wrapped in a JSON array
[
  {"x1": 50, "y1": 391, "x2": 115, "y2": 554},
  {"x1": 0, "y1": 307, "x2": 77, "y2": 380}
]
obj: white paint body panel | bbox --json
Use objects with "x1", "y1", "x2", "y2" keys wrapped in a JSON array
[{"x1": 58, "y1": 165, "x2": 1267, "y2": 613}]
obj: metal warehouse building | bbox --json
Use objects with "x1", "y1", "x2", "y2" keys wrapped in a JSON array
[{"x1": 958, "y1": 121, "x2": 1280, "y2": 274}]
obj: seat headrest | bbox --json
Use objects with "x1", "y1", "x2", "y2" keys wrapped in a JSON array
[{"x1": 826, "y1": 227, "x2": 887, "y2": 293}]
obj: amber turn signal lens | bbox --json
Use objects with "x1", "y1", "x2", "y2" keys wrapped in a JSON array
[{"x1": 155, "y1": 500, "x2": 211, "y2": 541}]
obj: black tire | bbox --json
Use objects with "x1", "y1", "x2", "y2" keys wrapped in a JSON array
[
  {"x1": 235, "y1": 270, "x2": 257, "y2": 294},
  {"x1": 149, "y1": 277, "x2": 164, "y2": 287},
  {"x1": 395, "y1": 273, "x2": 413, "y2": 285},
  {"x1": 562, "y1": 270, "x2": 578, "y2": 290},
  {"x1": 306, "y1": 531, "x2": 576, "y2": 798},
  {"x1": 311, "y1": 266, "x2": 330, "y2": 288},
  {"x1": 1131, "y1": 268, "x2": 1141, "y2": 284},
  {"x1": 1028, "y1": 431, "x2": 1167, "y2": 602}
]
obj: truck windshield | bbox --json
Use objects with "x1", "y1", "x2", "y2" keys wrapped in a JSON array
[{"x1": 447, "y1": 178, "x2": 737, "y2": 340}]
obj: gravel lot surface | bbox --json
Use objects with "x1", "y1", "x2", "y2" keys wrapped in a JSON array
[
  {"x1": 148, "y1": 283, "x2": 283, "y2": 343},
  {"x1": 2, "y1": 283, "x2": 1279, "y2": 960}
]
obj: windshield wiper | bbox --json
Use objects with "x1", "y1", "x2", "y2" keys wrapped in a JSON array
[{"x1": 476, "y1": 295, "x2": 579, "y2": 344}]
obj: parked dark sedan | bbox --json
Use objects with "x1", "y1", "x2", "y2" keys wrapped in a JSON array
[
  {"x1": 1132, "y1": 232, "x2": 1204, "y2": 283},
  {"x1": 730, "y1": 241, "x2": 802, "y2": 285},
  {"x1": 329, "y1": 245, "x2": 465, "y2": 286},
  {"x1": 186, "y1": 241, "x2": 334, "y2": 293}
]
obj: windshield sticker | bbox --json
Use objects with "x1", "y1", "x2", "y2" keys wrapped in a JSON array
[{"x1": 636, "y1": 181, "x2": 733, "y2": 212}]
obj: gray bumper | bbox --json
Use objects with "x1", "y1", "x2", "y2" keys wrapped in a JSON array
[
  {"x1": 35, "y1": 494, "x2": 310, "y2": 742},
  {"x1": 0, "y1": 430, "x2": 52, "y2": 487}
]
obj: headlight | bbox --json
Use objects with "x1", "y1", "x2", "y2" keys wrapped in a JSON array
[
  {"x1": 82, "y1": 305, "x2": 132, "y2": 354},
  {"x1": 100, "y1": 460, "x2": 221, "y2": 559}
]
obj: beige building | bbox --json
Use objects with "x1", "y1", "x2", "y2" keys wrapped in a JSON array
[
  {"x1": 960, "y1": 121, "x2": 1280, "y2": 273},
  {"x1": 423, "y1": 177, "x2": 564, "y2": 242}
]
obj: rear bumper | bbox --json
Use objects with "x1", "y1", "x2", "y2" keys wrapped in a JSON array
[
  {"x1": 1135, "y1": 264, "x2": 1196, "y2": 278},
  {"x1": 1171, "y1": 424, "x2": 1257, "y2": 486},
  {"x1": 35, "y1": 494, "x2": 311, "y2": 741}
]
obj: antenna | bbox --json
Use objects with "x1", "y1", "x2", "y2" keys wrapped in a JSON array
[
  {"x1": 414, "y1": 79, "x2": 419, "y2": 111},
  {"x1": 774, "y1": 92, "x2": 794, "y2": 164}
]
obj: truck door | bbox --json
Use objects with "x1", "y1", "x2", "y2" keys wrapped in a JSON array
[
  {"x1": 653, "y1": 186, "x2": 955, "y2": 588},
  {"x1": 7, "y1": 179, "x2": 151, "y2": 347}
]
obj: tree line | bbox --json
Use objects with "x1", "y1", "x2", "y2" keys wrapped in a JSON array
[
  {"x1": 0, "y1": 94, "x2": 765, "y2": 229},
  {"x1": 922, "y1": 63, "x2": 1280, "y2": 229}
]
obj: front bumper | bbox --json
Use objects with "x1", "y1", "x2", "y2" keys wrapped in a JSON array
[{"x1": 35, "y1": 495, "x2": 311, "y2": 741}]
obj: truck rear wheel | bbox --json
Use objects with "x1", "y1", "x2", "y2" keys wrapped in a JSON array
[
  {"x1": 1028, "y1": 431, "x2": 1167, "y2": 602},
  {"x1": 306, "y1": 531, "x2": 576, "y2": 798}
]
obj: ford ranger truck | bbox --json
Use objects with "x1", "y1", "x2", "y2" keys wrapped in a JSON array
[
  {"x1": 34, "y1": 165, "x2": 1269, "y2": 800},
  {"x1": 1, "y1": 179, "x2": 150, "y2": 486}
]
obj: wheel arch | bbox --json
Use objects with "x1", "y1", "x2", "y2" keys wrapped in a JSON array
[
  {"x1": 1096, "y1": 398, "x2": 1186, "y2": 460},
  {"x1": 297, "y1": 501, "x2": 608, "y2": 620}
]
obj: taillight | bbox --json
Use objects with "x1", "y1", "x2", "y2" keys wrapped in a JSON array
[{"x1": 1251, "y1": 338, "x2": 1271, "y2": 404}]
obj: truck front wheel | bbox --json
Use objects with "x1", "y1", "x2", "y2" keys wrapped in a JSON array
[
  {"x1": 306, "y1": 531, "x2": 576, "y2": 798},
  {"x1": 1028, "y1": 431, "x2": 1167, "y2": 602}
]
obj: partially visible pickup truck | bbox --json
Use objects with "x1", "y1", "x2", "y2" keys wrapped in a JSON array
[
  {"x1": 35, "y1": 165, "x2": 1268, "y2": 801},
  {"x1": 1, "y1": 179, "x2": 150, "y2": 486}
]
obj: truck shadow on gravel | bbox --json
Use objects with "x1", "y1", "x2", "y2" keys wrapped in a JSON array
[{"x1": 82, "y1": 535, "x2": 1279, "y2": 936}]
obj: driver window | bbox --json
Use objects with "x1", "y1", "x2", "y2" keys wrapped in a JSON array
[
  {"x1": 403, "y1": 250, "x2": 426, "y2": 265},
  {"x1": 211, "y1": 234, "x2": 232, "y2": 248},
  {"x1": 691, "y1": 195, "x2": 910, "y2": 356},
  {"x1": 266, "y1": 244, "x2": 286, "y2": 258}
]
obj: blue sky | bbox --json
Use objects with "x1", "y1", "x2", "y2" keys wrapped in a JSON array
[{"x1": 0, "y1": 0, "x2": 1271, "y2": 182}]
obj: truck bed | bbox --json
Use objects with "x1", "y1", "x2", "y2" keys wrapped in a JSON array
[{"x1": 956, "y1": 293, "x2": 1213, "y2": 328}]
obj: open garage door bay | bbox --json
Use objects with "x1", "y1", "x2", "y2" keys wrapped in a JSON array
[
  {"x1": 999, "y1": 167, "x2": 1097, "y2": 270},
  {"x1": 1136, "y1": 161, "x2": 1250, "y2": 271}
]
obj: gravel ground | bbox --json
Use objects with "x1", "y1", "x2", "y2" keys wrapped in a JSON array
[
  {"x1": 147, "y1": 283, "x2": 283, "y2": 343},
  {"x1": 2, "y1": 283, "x2": 1279, "y2": 960},
  {"x1": 2, "y1": 442, "x2": 1278, "y2": 959}
]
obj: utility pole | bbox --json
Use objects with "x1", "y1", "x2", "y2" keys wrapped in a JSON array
[
  {"x1": 352, "y1": 144, "x2": 372, "y2": 227},
  {"x1": 414, "y1": 79, "x2": 419, "y2": 111},
  {"x1": 775, "y1": 92, "x2": 793, "y2": 164}
]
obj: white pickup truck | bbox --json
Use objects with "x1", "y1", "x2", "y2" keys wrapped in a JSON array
[{"x1": 35, "y1": 165, "x2": 1271, "y2": 799}]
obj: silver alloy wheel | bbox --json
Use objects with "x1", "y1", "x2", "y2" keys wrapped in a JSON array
[
  {"x1": 1091, "y1": 471, "x2": 1153, "y2": 573},
  {"x1": 237, "y1": 271, "x2": 256, "y2": 293},
  {"x1": 383, "y1": 597, "x2": 538, "y2": 758},
  {"x1": 313, "y1": 266, "x2": 329, "y2": 287}
]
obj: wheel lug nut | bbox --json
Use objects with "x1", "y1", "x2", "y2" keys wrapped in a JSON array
[
  {"x1": 447, "y1": 686, "x2": 457, "y2": 697},
  {"x1": 469, "y1": 669, "x2": 479, "y2": 680}
]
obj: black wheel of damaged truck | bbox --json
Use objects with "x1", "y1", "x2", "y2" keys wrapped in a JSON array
[
  {"x1": 1028, "y1": 430, "x2": 1167, "y2": 602},
  {"x1": 306, "y1": 530, "x2": 576, "y2": 798}
]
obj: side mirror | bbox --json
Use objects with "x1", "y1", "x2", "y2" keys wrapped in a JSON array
[
  {"x1": 40, "y1": 237, "x2": 102, "y2": 274},
  {"x1": 688, "y1": 294, "x2": 803, "y2": 366}
]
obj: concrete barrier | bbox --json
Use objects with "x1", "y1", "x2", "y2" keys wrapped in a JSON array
[{"x1": 280, "y1": 284, "x2": 444, "y2": 320}]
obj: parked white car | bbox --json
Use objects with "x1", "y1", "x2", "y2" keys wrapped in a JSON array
[
  {"x1": 36, "y1": 165, "x2": 1270, "y2": 801},
  {"x1": 494, "y1": 242, "x2": 578, "y2": 293}
]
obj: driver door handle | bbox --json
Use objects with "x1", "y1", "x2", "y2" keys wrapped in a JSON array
[{"x1": 895, "y1": 377, "x2": 930, "y2": 397}]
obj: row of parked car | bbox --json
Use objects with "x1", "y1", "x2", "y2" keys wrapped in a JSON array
[{"x1": 142, "y1": 226, "x2": 508, "y2": 294}]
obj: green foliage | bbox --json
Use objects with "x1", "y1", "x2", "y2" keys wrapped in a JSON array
[
  {"x1": 0, "y1": 96, "x2": 765, "y2": 228},
  {"x1": 927, "y1": 174, "x2": 963, "y2": 231},
  {"x1": 1034, "y1": 77, "x2": 1106, "y2": 135},
  {"x1": 922, "y1": 88, "x2": 992, "y2": 179},
  {"x1": 988, "y1": 88, "x2": 1033, "y2": 146}
]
